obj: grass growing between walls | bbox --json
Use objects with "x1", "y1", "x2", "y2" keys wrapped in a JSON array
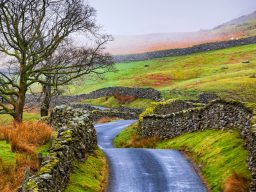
[
  {"x1": 114, "y1": 124, "x2": 251, "y2": 192},
  {"x1": 82, "y1": 96, "x2": 153, "y2": 110},
  {"x1": 65, "y1": 148, "x2": 108, "y2": 192}
]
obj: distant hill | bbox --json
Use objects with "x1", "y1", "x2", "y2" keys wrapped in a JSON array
[{"x1": 107, "y1": 11, "x2": 256, "y2": 55}]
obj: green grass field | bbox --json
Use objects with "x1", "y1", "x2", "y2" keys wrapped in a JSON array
[
  {"x1": 69, "y1": 44, "x2": 256, "y2": 102},
  {"x1": 113, "y1": 124, "x2": 251, "y2": 192}
]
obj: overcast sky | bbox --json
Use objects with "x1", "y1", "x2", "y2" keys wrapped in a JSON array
[{"x1": 88, "y1": 0, "x2": 256, "y2": 35}]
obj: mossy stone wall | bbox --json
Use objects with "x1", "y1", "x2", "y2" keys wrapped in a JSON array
[{"x1": 20, "y1": 106, "x2": 97, "y2": 192}]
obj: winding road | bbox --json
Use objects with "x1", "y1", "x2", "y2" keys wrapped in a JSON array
[{"x1": 95, "y1": 120, "x2": 207, "y2": 192}]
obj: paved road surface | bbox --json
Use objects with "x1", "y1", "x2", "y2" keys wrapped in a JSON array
[{"x1": 95, "y1": 120, "x2": 207, "y2": 192}]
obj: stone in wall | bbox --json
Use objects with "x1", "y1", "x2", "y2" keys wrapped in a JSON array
[{"x1": 197, "y1": 93, "x2": 220, "y2": 104}]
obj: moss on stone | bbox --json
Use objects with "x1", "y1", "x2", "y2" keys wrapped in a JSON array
[
  {"x1": 25, "y1": 180, "x2": 39, "y2": 192},
  {"x1": 38, "y1": 156, "x2": 59, "y2": 175}
]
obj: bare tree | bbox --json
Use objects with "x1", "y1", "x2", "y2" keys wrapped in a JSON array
[
  {"x1": 38, "y1": 35, "x2": 114, "y2": 116},
  {"x1": 0, "y1": 0, "x2": 100, "y2": 122}
]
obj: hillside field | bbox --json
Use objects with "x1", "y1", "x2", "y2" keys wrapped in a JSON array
[{"x1": 69, "y1": 44, "x2": 256, "y2": 102}]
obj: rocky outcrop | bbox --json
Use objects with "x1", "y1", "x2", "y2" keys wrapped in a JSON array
[
  {"x1": 114, "y1": 36, "x2": 256, "y2": 62},
  {"x1": 138, "y1": 99, "x2": 256, "y2": 191},
  {"x1": 20, "y1": 106, "x2": 97, "y2": 192}
]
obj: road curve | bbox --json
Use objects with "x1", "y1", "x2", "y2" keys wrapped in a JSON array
[{"x1": 95, "y1": 120, "x2": 207, "y2": 192}]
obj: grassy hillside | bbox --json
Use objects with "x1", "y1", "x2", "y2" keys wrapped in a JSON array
[
  {"x1": 69, "y1": 44, "x2": 256, "y2": 102},
  {"x1": 114, "y1": 124, "x2": 251, "y2": 192}
]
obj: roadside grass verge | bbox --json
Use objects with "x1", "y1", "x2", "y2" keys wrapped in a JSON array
[
  {"x1": 65, "y1": 148, "x2": 108, "y2": 192},
  {"x1": 156, "y1": 130, "x2": 251, "y2": 192},
  {"x1": 82, "y1": 96, "x2": 153, "y2": 110},
  {"x1": 114, "y1": 123, "x2": 251, "y2": 192},
  {"x1": 114, "y1": 122, "x2": 138, "y2": 148}
]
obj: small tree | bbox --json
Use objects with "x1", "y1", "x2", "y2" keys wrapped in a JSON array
[{"x1": 0, "y1": 0, "x2": 100, "y2": 122}]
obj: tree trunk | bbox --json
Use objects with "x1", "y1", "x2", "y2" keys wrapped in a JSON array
[
  {"x1": 14, "y1": 84, "x2": 27, "y2": 123},
  {"x1": 40, "y1": 78, "x2": 52, "y2": 117}
]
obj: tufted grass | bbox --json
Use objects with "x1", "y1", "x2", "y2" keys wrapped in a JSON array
[
  {"x1": 113, "y1": 124, "x2": 251, "y2": 192},
  {"x1": 68, "y1": 44, "x2": 256, "y2": 102},
  {"x1": 82, "y1": 96, "x2": 153, "y2": 110},
  {"x1": 65, "y1": 148, "x2": 108, "y2": 192}
]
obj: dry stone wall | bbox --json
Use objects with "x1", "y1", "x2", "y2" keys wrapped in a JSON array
[
  {"x1": 153, "y1": 100, "x2": 203, "y2": 115},
  {"x1": 80, "y1": 87, "x2": 161, "y2": 101},
  {"x1": 114, "y1": 36, "x2": 256, "y2": 62},
  {"x1": 71, "y1": 104, "x2": 143, "y2": 120},
  {"x1": 92, "y1": 106, "x2": 143, "y2": 121},
  {"x1": 138, "y1": 99, "x2": 256, "y2": 191},
  {"x1": 20, "y1": 106, "x2": 97, "y2": 192}
]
